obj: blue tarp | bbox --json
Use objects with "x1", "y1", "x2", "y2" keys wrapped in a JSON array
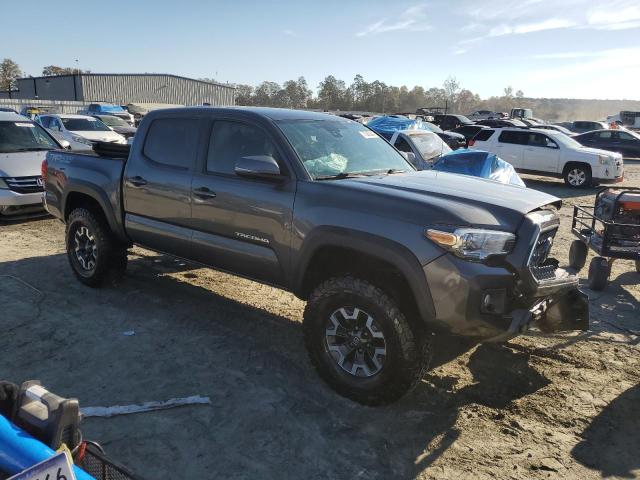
[
  {"x1": 432, "y1": 149, "x2": 526, "y2": 187},
  {"x1": 366, "y1": 115, "x2": 423, "y2": 140}
]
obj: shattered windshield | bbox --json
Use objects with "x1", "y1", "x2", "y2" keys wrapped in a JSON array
[{"x1": 277, "y1": 118, "x2": 413, "y2": 179}]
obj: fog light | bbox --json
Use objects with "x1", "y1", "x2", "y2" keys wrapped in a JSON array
[{"x1": 481, "y1": 289, "x2": 507, "y2": 314}]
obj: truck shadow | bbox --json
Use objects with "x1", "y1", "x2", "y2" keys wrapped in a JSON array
[
  {"x1": 0, "y1": 252, "x2": 550, "y2": 479},
  {"x1": 571, "y1": 383, "x2": 640, "y2": 478}
]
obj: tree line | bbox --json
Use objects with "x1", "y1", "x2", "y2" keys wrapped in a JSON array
[{"x1": 234, "y1": 74, "x2": 526, "y2": 116}]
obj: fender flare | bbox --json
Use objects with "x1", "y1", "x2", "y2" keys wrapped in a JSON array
[
  {"x1": 62, "y1": 181, "x2": 128, "y2": 242},
  {"x1": 293, "y1": 226, "x2": 436, "y2": 323}
]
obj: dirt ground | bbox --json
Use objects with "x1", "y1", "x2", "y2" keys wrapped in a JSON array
[{"x1": 1, "y1": 166, "x2": 639, "y2": 480}]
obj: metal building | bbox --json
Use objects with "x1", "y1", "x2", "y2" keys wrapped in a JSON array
[{"x1": 2, "y1": 73, "x2": 235, "y2": 106}]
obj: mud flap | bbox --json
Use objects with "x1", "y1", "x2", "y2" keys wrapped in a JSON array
[{"x1": 534, "y1": 288, "x2": 589, "y2": 333}]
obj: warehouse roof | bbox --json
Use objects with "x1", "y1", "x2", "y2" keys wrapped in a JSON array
[{"x1": 17, "y1": 73, "x2": 235, "y2": 90}]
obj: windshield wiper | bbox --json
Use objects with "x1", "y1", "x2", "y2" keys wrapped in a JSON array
[
  {"x1": 12, "y1": 147, "x2": 54, "y2": 152},
  {"x1": 314, "y1": 172, "x2": 371, "y2": 181}
]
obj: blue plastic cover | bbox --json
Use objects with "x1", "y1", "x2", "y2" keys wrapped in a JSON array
[
  {"x1": 366, "y1": 115, "x2": 423, "y2": 140},
  {"x1": 432, "y1": 149, "x2": 526, "y2": 187}
]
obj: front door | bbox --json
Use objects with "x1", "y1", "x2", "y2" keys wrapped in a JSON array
[
  {"x1": 190, "y1": 119, "x2": 296, "y2": 286},
  {"x1": 523, "y1": 132, "x2": 561, "y2": 173},
  {"x1": 123, "y1": 116, "x2": 204, "y2": 258}
]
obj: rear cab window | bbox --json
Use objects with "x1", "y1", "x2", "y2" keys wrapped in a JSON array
[{"x1": 143, "y1": 118, "x2": 200, "y2": 169}]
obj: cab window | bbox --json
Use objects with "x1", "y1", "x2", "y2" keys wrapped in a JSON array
[{"x1": 394, "y1": 136, "x2": 413, "y2": 153}]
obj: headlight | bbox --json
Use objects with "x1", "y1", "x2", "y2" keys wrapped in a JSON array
[
  {"x1": 425, "y1": 228, "x2": 516, "y2": 261},
  {"x1": 0, "y1": 178, "x2": 8, "y2": 190},
  {"x1": 71, "y1": 134, "x2": 93, "y2": 146},
  {"x1": 598, "y1": 154, "x2": 615, "y2": 165}
]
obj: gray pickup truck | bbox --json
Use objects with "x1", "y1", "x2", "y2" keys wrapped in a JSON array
[{"x1": 43, "y1": 107, "x2": 588, "y2": 405}]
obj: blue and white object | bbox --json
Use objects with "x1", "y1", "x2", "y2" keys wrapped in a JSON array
[{"x1": 432, "y1": 149, "x2": 526, "y2": 186}]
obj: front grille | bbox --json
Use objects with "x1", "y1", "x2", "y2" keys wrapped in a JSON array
[
  {"x1": 528, "y1": 229, "x2": 557, "y2": 267},
  {"x1": 4, "y1": 176, "x2": 44, "y2": 194}
]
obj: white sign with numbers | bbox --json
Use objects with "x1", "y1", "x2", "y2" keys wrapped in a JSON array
[{"x1": 8, "y1": 452, "x2": 77, "y2": 480}]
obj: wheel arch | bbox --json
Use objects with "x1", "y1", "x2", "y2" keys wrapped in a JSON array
[
  {"x1": 293, "y1": 227, "x2": 436, "y2": 328},
  {"x1": 62, "y1": 184, "x2": 127, "y2": 242}
]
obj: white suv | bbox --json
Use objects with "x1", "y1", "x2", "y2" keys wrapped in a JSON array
[{"x1": 469, "y1": 128, "x2": 624, "y2": 187}]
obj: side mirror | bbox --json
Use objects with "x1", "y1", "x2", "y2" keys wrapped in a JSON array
[
  {"x1": 59, "y1": 139, "x2": 71, "y2": 149},
  {"x1": 235, "y1": 155, "x2": 284, "y2": 180}
]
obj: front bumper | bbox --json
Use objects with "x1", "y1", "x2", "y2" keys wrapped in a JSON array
[
  {"x1": 0, "y1": 188, "x2": 42, "y2": 209},
  {"x1": 423, "y1": 254, "x2": 589, "y2": 339}
]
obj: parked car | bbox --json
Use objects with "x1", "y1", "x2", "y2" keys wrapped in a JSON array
[
  {"x1": 467, "y1": 110, "x2": 501, "y2": 121},
  {"x1": 520, "y1": 118, "x2": 544, "y2": 127},
  {"x1": 39, "y1": 114, "x2": 127, "y2": 148},
  {"x1": 570, "y1": 121, "x2": 609, "y2": 134},
  {"x1": 469, "y1": 127, "x2": 624, "y2": 187},
  {"x1": 432, "y1": 114, "x2": 473, "y2": 131},
  {"x1": 19, "y1": 106, "x2": 59, "y2": 120},
  {"x1": 79, "y1": 103, "x2": 134, "y2": 125},
  {"x1": 420, "y1": 121, "x2": 466, "y2": 149},
  {"x1": 91, "y1": 114, "x2": 137, "y2": 141},
  {"x1": 475, "y1": 118, "x2": 527, "y2": 128},
  {"x1": 389, "y1": 129, "x2": 451, "y2": 169},
  {"x1": 573, "y1": 129, "x2": 640, "y2": 159},
  {"x1": 43, "y1": 107, "x2": 588, "y2": 405},
  {"x1": 450, "y1": 125, "x2": 490, "y2": 145},
  {"x1": 0, "y1": 112, "x2": 66, "y2": 218},
  {"x1": 510, "y1": 108, "x2": 533, "y2": 119},
  {"x1": 535, "y1": 124, "x2": 575, "y2": 136}
]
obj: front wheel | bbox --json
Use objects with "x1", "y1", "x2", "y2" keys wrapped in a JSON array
[
  {"x1": 303, "y1": 276, "x2": 430, "y2": 405},
  {"x1": 66, "y1": 208, "x2": 127, "y2": 287},
  {"x1": 564, "y1": 164, "x2": 592, "y2": 188}
]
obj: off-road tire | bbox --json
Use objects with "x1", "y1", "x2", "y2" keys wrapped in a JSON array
[
  {"x1": 66, "y1": 208, "x2": 127, "y2": 287},
  {"x1": 568, "y1": 240, "x2": 588, "y2": 271},
  {"x1": 303, "y1": 276, "x2": 430, "y2": 405},
  {"x1": 563, "y1": 163, "x2": 592, "y2": 188},
  {"x1": 587, "y1": 256, "x2": 610, "y2": 291}
]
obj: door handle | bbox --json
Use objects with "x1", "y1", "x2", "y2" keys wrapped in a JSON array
[
  {"x1": 194, "y1": 186, "x2": 217, "y2": 199},
  {"x1": 129, "y1": 176, "x2": 147, "y2": 187}
]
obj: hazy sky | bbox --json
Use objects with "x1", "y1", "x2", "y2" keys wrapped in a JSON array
[{"x1": 5, "y1": 0, "x2": 640, "y2": 99}]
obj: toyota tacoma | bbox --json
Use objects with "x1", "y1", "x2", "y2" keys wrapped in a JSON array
[{"x1": 43, "y1": 107, "x2": 589, "y2": 405}]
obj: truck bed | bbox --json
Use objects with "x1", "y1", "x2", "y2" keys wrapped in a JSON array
[{"x1": 44, "y1": 144, "x2": 129, "y2": 240}]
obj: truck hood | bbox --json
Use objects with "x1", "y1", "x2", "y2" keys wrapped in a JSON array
[
  {"x1": 332, "y1": 170, "x2": 561, "y2": 231},
  {"x1": 72, "y1": 130, "x2": 125, "y2": 142},
  {"x1": 0, "y1": 150, "x2": 50, "y2": 178}
]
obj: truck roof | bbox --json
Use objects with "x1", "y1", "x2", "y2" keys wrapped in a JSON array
[
  {"x1": 0, "y1": 112, "x2": 31, "y2": 122},
  {"x1": 150, "y1": 106, "x2": 339, "y2": 122}
]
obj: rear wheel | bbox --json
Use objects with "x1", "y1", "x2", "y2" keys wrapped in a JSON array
[
  {"x1": 66, "y1": 208, "x2": 127, "y2": 287},
  {"x1": 564, "y1": 164, "x2": 592, "y2": 188},
  {"x1": 303, "y1": 276, "x2": 430, "y2": 405},
  {"x1": 587, "y1": 256, "x2": 610, "y2": 291},
  {"x1": 568, "y1": 240, "x2": 588, "y2": 271}
]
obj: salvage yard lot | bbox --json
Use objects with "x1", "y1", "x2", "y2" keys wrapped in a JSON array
[{"x1": 1, "y1": 166, "x2": 639, "y2": 479}]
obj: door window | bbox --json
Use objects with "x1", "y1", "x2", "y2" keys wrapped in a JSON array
[
  {"x1": 528, "y1": 133, "x2": 558, "y2": 149},
  {"x1": 597, "y1": 131, "x2": 613, "y2": 139},
  {"x1": 143, "y1": 118, "x2": 199, "y2": 169},
  {"x1": 39, "y1": 116, "x2": 51, "y2": 128},
  {"x1": 617, "y1": 131, "x2": 635, "y2": 141},
  {"x1": 498, "y1": 130, "x2": 528, "y2": 144},
  {"x1": 206, "y1": 121, "x2": 280, "y2": 175}
]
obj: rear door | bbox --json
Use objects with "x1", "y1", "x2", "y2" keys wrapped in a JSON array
[
  {"x1": 495, "y1": 130, "x2": 527, "y2": 168},
  {"x1": 123, "y1": 115, "x2": 205, "y2": 258},
  {"x1": 523, "y1": 132, "x2": 560, "y2": 173},
  {"x1": 189, "y1": 117, "x2": 296, "y2": 286}
]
